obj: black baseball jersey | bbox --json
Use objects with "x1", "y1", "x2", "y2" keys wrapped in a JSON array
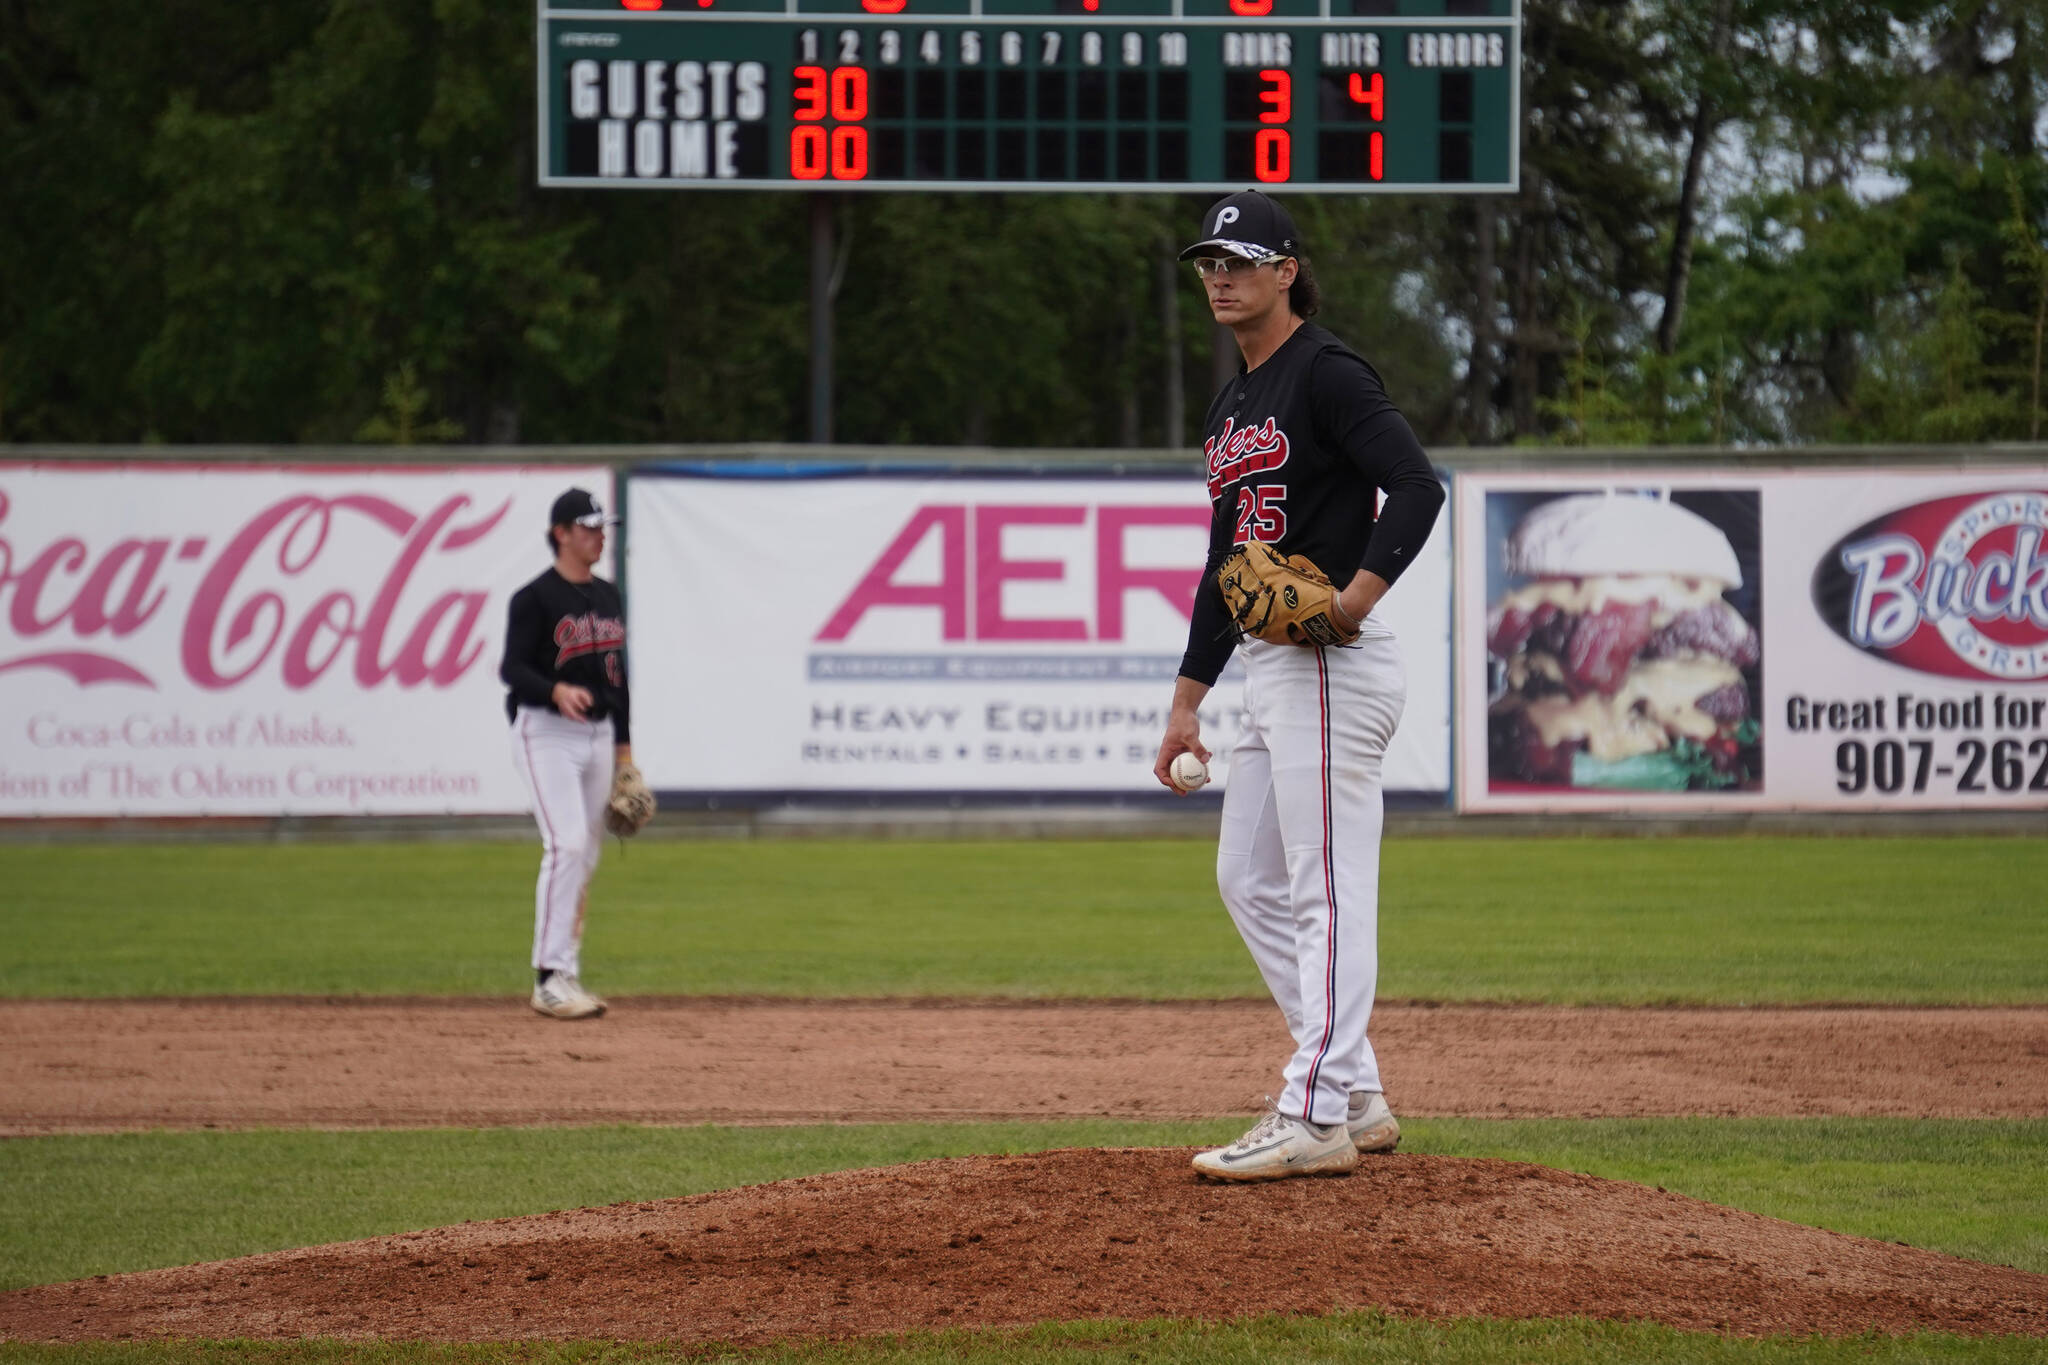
[
  {"x1": 499, "y1": 568, "x2": 631, "y2": 743},
  {"x1": 1180, "y1": 321, "x2": 1445, "y2": 686}
]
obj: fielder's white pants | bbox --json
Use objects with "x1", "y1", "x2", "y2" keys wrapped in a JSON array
[
  {"x1": 509, "y1": 705, "x2": 614, "y2": 977},
  {"x1": 1216, "y1": 625, "x2": 1406, "y2": 1129}
]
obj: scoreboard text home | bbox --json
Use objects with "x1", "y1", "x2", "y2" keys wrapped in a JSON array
[{"x1": 538, "y1": 0, "x2": 1520, "y2": 191}]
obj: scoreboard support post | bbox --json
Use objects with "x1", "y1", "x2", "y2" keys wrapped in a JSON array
[
  {"x1": 809, "y1": 192, "x2": 836, "y2": 445},
  {"x1": 1158, "y1": 245, "x2": 1183, "y2": 450}
]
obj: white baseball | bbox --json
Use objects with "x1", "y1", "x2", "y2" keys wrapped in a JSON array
[{"x1": 1169, "y1": 752, "x2": 1209, "y2": 793}]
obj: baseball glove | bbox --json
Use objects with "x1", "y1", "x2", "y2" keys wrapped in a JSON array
[
  {"x1": 1216, "y1": 540, "x2": 1361, "y2": 648},
  {"x1": 603, "y1": 761, "x2": 657, "y2": 838}
]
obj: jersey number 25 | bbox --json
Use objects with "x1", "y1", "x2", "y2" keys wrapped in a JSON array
[{"x1": 1233, "y1": 486, "x2": 1288, "y2": 545}]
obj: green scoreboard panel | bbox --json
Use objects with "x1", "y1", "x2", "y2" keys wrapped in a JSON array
[{"x1": 538, "y1": 0, "x2": 1519, "y2": 191}]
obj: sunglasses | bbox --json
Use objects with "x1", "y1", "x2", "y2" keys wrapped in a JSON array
[{"x1": 1191, "y1": 255, "x2": 1286, "y2": 277}]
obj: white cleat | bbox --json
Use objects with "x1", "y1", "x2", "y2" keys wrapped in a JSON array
[
  {"x1": 1193, "y1": 1104, "x2": 1358, "y2": 1182},
  {"x1": 531, "y1": 973, "x2": 606, "y2": 1020},
  {"x1": 1347, "y1": 1090, "x2": 1401, "y2": 1153}
]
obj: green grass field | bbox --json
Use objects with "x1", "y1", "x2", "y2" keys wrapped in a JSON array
[
  {"x1": 6, "y1": 1318, "x2": 2048, "y2": 1365},
  {"x1": 3, "y1": 835, "x2": 2045, "y2": 1363},
  {"x1": 6, "y1": 837, "x2": 2046, "y2": 1002}
]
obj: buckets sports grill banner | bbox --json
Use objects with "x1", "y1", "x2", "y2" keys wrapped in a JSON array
[
  {"x1": 625, "y1": 469, "x2": 1455, "y2": 798},
  {"x1": 0, "y1": 463, "x2": 608, "y2": 816},
  {"x1": 1454, "y1": 468, "x2": 2048, "y2": 813}
]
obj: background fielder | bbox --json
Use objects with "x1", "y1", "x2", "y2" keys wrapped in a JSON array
[
  {"x1": 500, "y1": 488, "x2": 633, "y2": 1021},
  {"x1": 1155, "y1": 190, "x2": 1445, "y2": 1181}
]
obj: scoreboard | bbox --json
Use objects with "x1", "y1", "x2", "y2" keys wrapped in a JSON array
[{"x1": 537, "y1": 0, "x2": 1520, "y2": 192}]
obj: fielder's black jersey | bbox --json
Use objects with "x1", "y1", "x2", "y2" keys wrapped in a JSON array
[
  {"x1": 499, "y1": 568, "x2": 632, "y2": 743},
  {"x1": 1180, "y1": 321, "x2": 1445, "y2": 686}
]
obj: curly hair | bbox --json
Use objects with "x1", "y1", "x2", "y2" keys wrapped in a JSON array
[{"x1": 1287, "y1": 255, "x2": 1322, "y2": 319}]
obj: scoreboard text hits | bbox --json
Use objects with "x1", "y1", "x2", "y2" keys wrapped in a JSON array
[{"x1": 539, "y1": 0, "x2": 1520, "y2": 192}]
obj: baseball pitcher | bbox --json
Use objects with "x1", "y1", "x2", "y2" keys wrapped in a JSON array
[{"x1": 1154, "y1": 191, "x2": 1445, "y2": 1180}]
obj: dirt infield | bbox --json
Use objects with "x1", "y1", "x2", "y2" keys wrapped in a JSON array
[
  {"x1": 5, "y1": 1149, "x2": 2046, "y2": 1343},
  {"x1": 3, "y1": 998, "x2": 2045, "y2": 1134},
  {"x1": 5, "y1": 999, "x2": 2046, "y2": 1344}
]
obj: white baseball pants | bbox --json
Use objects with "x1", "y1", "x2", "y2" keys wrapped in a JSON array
[
  {"x1": 509, "y1": 705, "x2": 614, "y2": 976},
  {"x1": 1216, "y1": 625, "x2": 1406, "y2": 1129}
]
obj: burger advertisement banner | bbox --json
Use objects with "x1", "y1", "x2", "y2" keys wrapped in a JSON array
[{"x1": 1453, "y1": 469, "x2": 2048, "y2": 812}]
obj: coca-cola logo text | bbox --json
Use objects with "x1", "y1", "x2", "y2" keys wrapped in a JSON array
[
  {"x1": 0, "y1": 489, "x2": 511, "y2": 692},
  {"x1": 1814, "y1": 490, "x2": 2048, "y2": 681}
]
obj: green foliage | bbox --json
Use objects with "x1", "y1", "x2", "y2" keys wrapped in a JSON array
[
  {"x1": 0, "y1": 2, "x2": 325, "y2": 441},
  {"x1": 355, "y1": 362, "x2": 462, "y2": 444},
  {"x1": 1533, "y1": 304, "x2": 1656, "y2": 447},
  {"x1": 1662, "y1": 4, "x2": 2048, "y2": 443},
  {"x1": 834, "y1": 195, "x2": 1159, "y2": 445},
  {"x1": 127, "y1": 0, "x2": 623, "y2": 443},
  {"x1": 2, "y1": 2, "x2": 2046, "y2": 445},
  {"x1": 5, "y1": 837, "x2": 2047, "y2": 1004},
  {"x1": 1994, "y1": 168, "x2": 2048, "y2": 439}
]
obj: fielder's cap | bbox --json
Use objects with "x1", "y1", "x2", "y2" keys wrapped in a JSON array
[
  {"x1": 549, "y1": 488, "x2": 617, "y2": 528},
  {"x1": 1178, "y1": 189, "x2": 1302, "y2": 262}
]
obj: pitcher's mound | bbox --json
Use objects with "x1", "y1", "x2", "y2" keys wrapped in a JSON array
[{"x1": 5, "y1": 1149, "x2": 2044, "y2": 1344}]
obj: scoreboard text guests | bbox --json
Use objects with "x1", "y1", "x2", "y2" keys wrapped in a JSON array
[{"x1": 538, "y1": 0, "x2": 1520, "y2": 191}]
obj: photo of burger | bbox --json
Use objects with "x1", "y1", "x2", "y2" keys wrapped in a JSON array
[{"x1": 1486, "y1": 490, "x2": 1763, "y2": 792}]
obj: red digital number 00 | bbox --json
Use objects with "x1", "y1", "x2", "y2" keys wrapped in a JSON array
[{"x1": 790, "y1": 125, "x2": 868, "y2": 181}]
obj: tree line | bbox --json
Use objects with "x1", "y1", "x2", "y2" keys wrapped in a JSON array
[{"x1": 2, "y1": 0, "x2": 2043, "y2": 449}]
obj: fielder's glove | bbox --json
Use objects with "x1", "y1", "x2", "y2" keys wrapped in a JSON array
[
  {"x1": 604, "y1": 761, "x2": 657, "y2": 838},
  {"x1": 1216, "y1": 541, "x2": 1361, "y2": 648}
]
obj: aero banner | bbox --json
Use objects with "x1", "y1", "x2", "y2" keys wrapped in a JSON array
[
  {"x1": 628, "y1": 472, "x2": 1452, "y2": 795},
  {"x1": 0, "y1": 464, "x2": 609, "y2": 816},
  {"x1": 1454, "y1": 469, "x2": 2048, "y2": 812}
]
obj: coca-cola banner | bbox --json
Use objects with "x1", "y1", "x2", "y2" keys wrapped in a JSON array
[
  {"x1": 627, "y1": 470, "x2": 1452, "y2": 796},
  {"x1": 0, "y1": 463, "x2": 608, "y2": 816},
  {"x1": 1453, "y1": 468, "x2": 2048, "y2": 812}
]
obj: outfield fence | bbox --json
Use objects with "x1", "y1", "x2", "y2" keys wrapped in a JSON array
[{"x1": 3, "y1": 442, "x2": 2045, "y2": 827}]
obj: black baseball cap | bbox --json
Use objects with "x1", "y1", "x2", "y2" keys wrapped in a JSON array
[
  {"x1": 1178, "y1": 190, "x2": 1302, "y2": 262},
  {"x1": 549, "y1": 488, "x2": 616, "y2": 528}
]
